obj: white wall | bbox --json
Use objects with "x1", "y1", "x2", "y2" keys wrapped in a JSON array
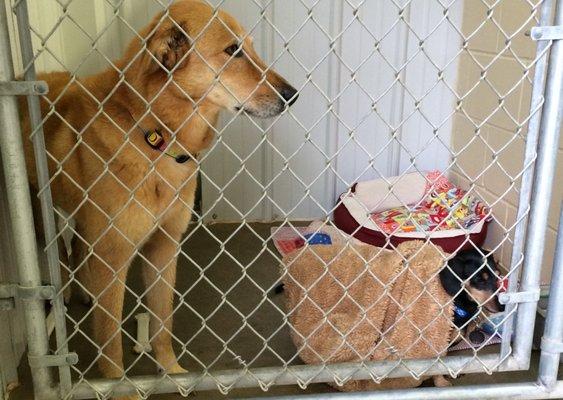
[
  {"x1": 7, "y1": 0, "x2": 463, "y2": 223},
  {"x1": 203, "y1": 0, "x2": 463, "y2": 222}
]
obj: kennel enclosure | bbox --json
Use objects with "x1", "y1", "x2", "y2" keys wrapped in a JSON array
[{"x1": 0, "y1": 0, "x2": 563, "y2": 399}]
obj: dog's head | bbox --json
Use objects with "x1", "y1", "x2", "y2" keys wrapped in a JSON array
[
  {"x1": 441, "y1": 248, "x2": 504, "y2": 313},
  {"x1": 126, "y1": 0, "x2": 298, "y2": 118}
]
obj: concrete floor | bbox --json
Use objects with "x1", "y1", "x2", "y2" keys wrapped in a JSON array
[{"x1": 10, "y1": 223, "x2": 560, "y2": 399}]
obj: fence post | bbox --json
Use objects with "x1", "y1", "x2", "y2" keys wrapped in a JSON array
[
  {"x1": 538, "y1": 205, "x2": 563, "y2": 389},
  {"x1": 500, "y1": 0, "x2": 554, "y2": 360},
  {"x1": 12, "y1": 0, "x2": 73, "y2": 395},
  {"x1": 513, "y1": 0, "x2": 563, "y2": 368},
  {"x1": 0, "y1": 2, "x2": 56, "y2": 399}
]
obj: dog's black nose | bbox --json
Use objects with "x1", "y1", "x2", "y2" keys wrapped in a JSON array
[{"x1": 279, "y1": 86, "x2": 299, "y2": 106}]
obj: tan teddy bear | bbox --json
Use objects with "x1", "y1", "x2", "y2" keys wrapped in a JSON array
[{"x1": 282, "y1": 240, "x2": 454, "y2": 391}]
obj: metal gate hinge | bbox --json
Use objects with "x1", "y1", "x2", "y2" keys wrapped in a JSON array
[
  {"x1": 0, "y1": 80, "x2": 48, "y2": 96},
  {"x1": 541, "y1": 337, "x2": 563, "y2": 354},
  {"x1": 531, "y1": 26, "x2": 563, "y2": 41},
  {"x1": 0, "y1": 284, "x2": 56, "y2": 310},
  {"x1": 28, "y1": 353, "x2": 78, "y2": 369},
  {"x1": 499, "y1": 289, "x2": 540, "y2": 305}
]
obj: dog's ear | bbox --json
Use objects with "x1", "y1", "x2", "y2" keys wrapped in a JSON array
[
  {"x1": 440, "y1": 258, "x2": 465, "y2": 297},
  {"x1": 144, "y1": 22, "x2": 191, "y2": 73},
  {"x1": 484, "y1": 250, "x2": 499, "y2": 270}
]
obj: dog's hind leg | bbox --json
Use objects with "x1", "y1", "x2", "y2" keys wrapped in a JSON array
[
  {"x1": 141, "y1": 222, "x2": 187, "y2": 375},
  {"x1": 73, "y1": 236, "x2": 94, "y2": 306},
  {"x1": 58, "y1": 238, "x2": 72, "y2": 304}
]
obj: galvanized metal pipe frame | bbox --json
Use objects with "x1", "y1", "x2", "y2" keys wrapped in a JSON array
[
  {"x1": 513, "y1": 0, "x2": 563, "y2": 367},
  {"x1": 245, "y1": 382, "x2": 563, "y2": 400},
  {"x1": 501, "y1": 0, "x2": 555, "y2": 360},
  {"x1": 538, "y1": 206, "x2": 563, "y2": 389},
  {"x1": 0, "y1": 3, "x2": 56, "y2": 400},
  {"x1": 12, "y1": 1, "x2": 73, "y2": 396},
  {"x1": 71, "y1": 354, "x2": 521, "y2": 399},
  {"x1": 4, "y1": 0, "x2": 562, "y2": 397}
]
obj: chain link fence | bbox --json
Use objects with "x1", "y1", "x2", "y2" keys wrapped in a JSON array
[{"x1": 0, "y1": 0, "x2": 562, "y2": 399}]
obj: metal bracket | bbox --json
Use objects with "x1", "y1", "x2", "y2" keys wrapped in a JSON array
[
  {"x1": 531, "y1": 26, "x2": 563, "y2": 41},
  {"x1": 0, "y1": 80, "x2": 48, "y2": 96},
  {"x1": 541, "y1": 337, "x2": 563, "y2": 354},
  {"x1": 0, "y1": 284, "x2": 56, "y2": 310},
  {"x1": 28, "y1": 353, "x2": 78, "y2": 369},
  {"x1": 499, "y1": 289, "x2": 540, "y2": 305}
]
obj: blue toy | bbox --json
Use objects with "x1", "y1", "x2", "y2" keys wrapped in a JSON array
[{"x1": 304, "y1": 233, "x2": 332, "y2": 245}]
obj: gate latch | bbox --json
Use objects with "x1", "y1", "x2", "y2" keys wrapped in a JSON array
[
  {"x1": 531, "y1": 26, "x2": 563, "y2": 41},
  {"x1": 499, "y1": 289, "x2": 540, "y2": 305},
  {"x1": 28, "y1": 353, "x2": 78, "y2": 369},
  {"x1": 0, "y1": 284, "x2": 56, "y2": 310},
  {"x1": 541, "y1": 337, "x2": 563, "y2": 354},
  {"x1": 0, "y1": 80, "x2": 48, "y2": 96}
]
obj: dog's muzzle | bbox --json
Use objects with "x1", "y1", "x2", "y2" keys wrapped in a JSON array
[
  {"x1": 278, "y1": 85, "x2": 299, "y2": 107},
  {"x1": 237, "y1": 85, "x2": 299, "y2": 118}
]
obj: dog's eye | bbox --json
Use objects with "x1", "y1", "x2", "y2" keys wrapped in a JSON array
[{"x1": 225, "y1": 44, "x2": 243, "y2": 58}]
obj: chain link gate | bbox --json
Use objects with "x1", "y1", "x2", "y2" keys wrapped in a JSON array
[{"x1": 0, "y1": 0, "x2": 562, "y2": 399}]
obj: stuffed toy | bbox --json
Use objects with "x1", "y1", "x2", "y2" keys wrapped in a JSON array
[{"x1": 282, "y1": 240, "x2": 454, "y2": 391}]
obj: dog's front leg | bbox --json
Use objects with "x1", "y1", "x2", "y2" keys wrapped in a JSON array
[
  {"x1": 82, "y1": 229, "x2": 135, "y2": 381},
  {"x1": 141, "y1": 221, "x2": 188, "y2": 375}
]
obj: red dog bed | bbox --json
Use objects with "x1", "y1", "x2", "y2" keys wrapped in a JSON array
[{"x1": 333, "y1": 172, "x2": 490, "y2": 254}]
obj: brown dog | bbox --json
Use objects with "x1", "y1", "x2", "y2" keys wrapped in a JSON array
[{"x1": 19, "y1": 0, "x2": 297, "y2": 396}]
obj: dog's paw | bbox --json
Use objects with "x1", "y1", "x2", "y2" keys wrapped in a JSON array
[
  {"x1": 168, "y1": 363, "x2": 188, "y2": 375},
  {"x1": 78, "y1": 289, "x2": 92, "y2": 306},
  {"x1": 63, "y1": 287, "x2": 72, "y2": 305},
  {"x1": 433, "y1": 375, "x2": 452, "y2": 387},
  {"x1": 158, "y1": 363, "x2": 188, "y2": 375},
  {"x1": 161, "y1": 364, "x2": 196, "y2": 395}
]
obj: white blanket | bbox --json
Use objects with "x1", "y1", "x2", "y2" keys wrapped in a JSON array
[{"x1": 352, "y1": 172, "x2": 427, "y2": 213}]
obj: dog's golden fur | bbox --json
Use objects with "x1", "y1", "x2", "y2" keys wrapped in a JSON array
[{"x1": 19, "y1": 1, "x2": 295, "y2": 397}]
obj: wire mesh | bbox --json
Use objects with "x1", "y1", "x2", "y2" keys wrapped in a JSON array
[{"x1": 5, "y1": 0, "x2": 553, "y2": 398}]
